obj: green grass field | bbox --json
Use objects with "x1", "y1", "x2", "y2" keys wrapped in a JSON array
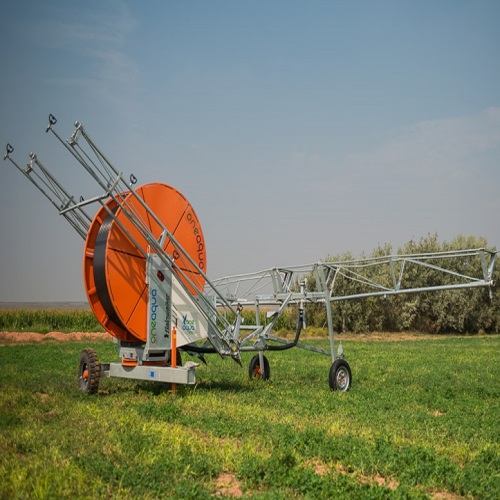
[{"x1": 0, "y1": 336, "x2": 499, "y2": 499}]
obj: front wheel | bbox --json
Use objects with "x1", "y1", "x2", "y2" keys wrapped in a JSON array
[
  {"x1": 248, "y1": 354, "x2": 270, "y2": 380},
  {"x1": 329, "y1": 359, "x2": 352, "y2": 392},
  {"x1": 78, "y1": 348, "x2": 100, "y2": 394}
]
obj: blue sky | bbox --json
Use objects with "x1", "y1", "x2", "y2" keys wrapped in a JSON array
[{"x1": 1, "y1": 0, "x2": 499, "y2": 302}]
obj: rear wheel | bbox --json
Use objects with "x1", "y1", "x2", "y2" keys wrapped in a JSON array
[
  {"x1": 329, "y1": 359, "x2": 352, "y2": 392},
  {"x1": 78, "y1": 348, "x2": 100, "y2": 394},
  {"x1": 248, "y1": 354, "x2": 270, "y2": 380}
]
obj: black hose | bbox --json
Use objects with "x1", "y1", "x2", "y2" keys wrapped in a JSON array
[
  {"x1": 266, "y1": 308, "x2": 304, "y2": 351},
  {"x1": 180, "y1": 345, "x2": 218, "y2": 354},
  {"x1": 182, "y1": 308, "x2": 304, "y2": 355},
  {"x1": 93, "y1": 212, "x2": 127, "y2": 331}
]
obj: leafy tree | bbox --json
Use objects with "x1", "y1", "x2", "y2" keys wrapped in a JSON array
[{"x1": 315, "y1": 234, "x2": 499, "y2": 334}]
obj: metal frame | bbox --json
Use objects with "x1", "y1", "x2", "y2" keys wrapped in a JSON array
[
  {"x1": 5, "y1": 115, "x2": 497, "y2": 390},
  {"x1": 100, "y1": 361, "x2": 199, "y2": 385},
  {"x1": 209, "y1": 249, "x2": 496, "y2": 360}
]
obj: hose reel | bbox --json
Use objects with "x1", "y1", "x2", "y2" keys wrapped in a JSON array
[{"x1": 83, "y1": 182, "x2": 207, "y2": 343}]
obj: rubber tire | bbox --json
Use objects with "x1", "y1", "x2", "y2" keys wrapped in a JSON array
[
  {"x1": 78, "y1": 348, "x2": 100, "y2": 394},
  {"x1": 329, "y1": 359, "x2": 352, "y2": 392},
  {"x1": 248, "y1": 354, "x2": 270, "y2": 380}
]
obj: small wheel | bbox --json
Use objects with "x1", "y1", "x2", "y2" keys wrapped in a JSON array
[
  {"x1": 329, "y1": 359, "x2": 352, "y2": 392},
  {"x1": 78, "y1": 348, "x2": 100, "y2": 394},
  {"x1": 248, "y1": 354, "x2": 270, "y2": 380}
]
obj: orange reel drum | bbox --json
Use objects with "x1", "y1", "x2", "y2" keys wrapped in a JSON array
[{"x1": 83, "y1": 183, "x2": 207, "y2": 342}]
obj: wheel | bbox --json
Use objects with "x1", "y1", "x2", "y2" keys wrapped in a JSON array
[
  {"x1": 248, "y1": 354, "x2": 270, "y2": 380},
  {"x1": 329, "y1": 359, "x2": 352, "y2": 392},
  {"x1": 78, "y1": 348, "x2": 100, "y2": 394}
]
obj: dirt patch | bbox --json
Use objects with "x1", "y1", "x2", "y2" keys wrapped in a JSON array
[
  {"x1": 366, "y1": 474, "x2": 399, "y2": 490},
  {"x1": 214, "y1": 472, "x2": 242, "y2": 498},
  {"x1": 337, "y1": 332, "x2": 449, "y2": 342},
  {"x1": 329, "y1": 331, "x2": 495, "y2": 342},
  {"x1": 0, "y1": 331, "x2": 493, "y2": 346},
  {"x1": 0, "y1": 331, "x2": 111, "y2": 345},
  {"x1": 310, "y1": 461, "x2": 399, "y2": 491},
  {"x1": 430, "y1": 492, "x2": 466, "y2": 499}
]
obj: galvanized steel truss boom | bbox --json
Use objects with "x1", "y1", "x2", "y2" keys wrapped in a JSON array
[{"x1": 209, "y1": 250, "x2": 496, "y2": 359}]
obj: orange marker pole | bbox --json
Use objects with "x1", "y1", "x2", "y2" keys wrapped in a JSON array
[{"x1": 170, "y1": 326, "x2": 177, "y2": 393}]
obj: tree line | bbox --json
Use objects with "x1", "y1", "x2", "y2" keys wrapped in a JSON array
[{"x1": 305, "y1": 234, "x2": 499, "y2": 334}]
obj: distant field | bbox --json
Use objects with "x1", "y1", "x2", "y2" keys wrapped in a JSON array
[
  {"x1": 0, "y1": 302, "x2": 90, "y2": 310},
  {"x1": 0, "y1": 308, "x2": 103, "y2": 334}
]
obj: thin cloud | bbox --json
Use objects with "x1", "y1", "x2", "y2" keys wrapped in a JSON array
[
  {"x1": 35, "y1": 1, "x2": 140, "y2": 117},
  {"x1": 338, "y1": 107, "x2": 500, "y2": 190}
]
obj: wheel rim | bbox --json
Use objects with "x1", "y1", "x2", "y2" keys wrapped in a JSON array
[
  {"x1": 249, "y1": 354, "x2": 269, "y2": 380},
  {"x1": 336, "y1": 367, "x2": 350, "y2": 391},
  {"x1": 79, "y1": 361, "x2": 89, "y2": 390}
]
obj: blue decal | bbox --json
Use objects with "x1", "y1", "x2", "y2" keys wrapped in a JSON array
[{"x1": 182, "y1": 314, "x2": 196, "y2": 332}]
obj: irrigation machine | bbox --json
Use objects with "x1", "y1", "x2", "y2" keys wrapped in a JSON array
[{"x1": 4, "y1": 115, "x2": 497, "y2": 394}]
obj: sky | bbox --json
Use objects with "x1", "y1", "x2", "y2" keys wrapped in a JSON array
[{"x1": 1, "y1": 0, "x2": 499, "y2": 302}]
